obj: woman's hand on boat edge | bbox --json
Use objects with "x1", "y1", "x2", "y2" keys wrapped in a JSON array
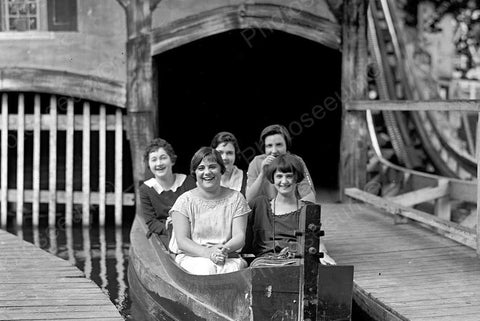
[{"x1": 320, "y1": 253, "x2": 336, "y2": 265}]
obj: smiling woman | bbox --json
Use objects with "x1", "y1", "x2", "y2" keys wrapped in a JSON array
[
  {"x1": 210, "y1": 131, "x2": 248, "y2": 196},
  {"x1": 247, "y1": 154, "x2": 335, "y2": 265},
  {"x1": 170, "y1": 147, "x2": 251, "y2": 275},
  {"x1": 139, "y1": 138, "x2": 196, "y2": 239}
]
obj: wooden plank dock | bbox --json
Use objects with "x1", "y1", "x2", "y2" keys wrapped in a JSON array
[
  {"x1": 0, "y1": 229, "x2": 124, "y2": 321},
  {"x1": 323, "y1": 203, "x2": 480, "y2": 321}
]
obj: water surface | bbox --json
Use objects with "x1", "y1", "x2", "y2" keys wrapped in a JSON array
[{"x1": 6, "y1": 219, "x2": 373, "y2": 321}]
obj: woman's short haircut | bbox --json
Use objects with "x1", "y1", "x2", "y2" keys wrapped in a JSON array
[
  {"x1": 143, "y1": 138, "x2": 177, "y2": 164},
  {"x1": 210, "y1": 131, "x2": 241, "y2": 154},
  {"x1": 190, "y1": 147, "x2": 226, "y2": 178},
  {"x1": 264, "y1": 154, "x2": 305, "y2": 184},
  {"x1": 259, "y1": 124, "x2": 292, "y2": 151}
]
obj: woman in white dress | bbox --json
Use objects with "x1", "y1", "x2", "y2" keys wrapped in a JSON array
[{"x1": 170, "y1": 147, "x2": 250, "y2": 275}]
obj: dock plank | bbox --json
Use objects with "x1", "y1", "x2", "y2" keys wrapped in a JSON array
[
  {"x1": 0, "y1": 229, "x2": 123, "y2": 321},
  {"x1": 323, "y1": 204, "x2": 480, "y2": 321}
]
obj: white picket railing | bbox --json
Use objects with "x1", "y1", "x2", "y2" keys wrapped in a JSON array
[{"x1": 0, "y1": 92, "x2": 134, "y2": 227}]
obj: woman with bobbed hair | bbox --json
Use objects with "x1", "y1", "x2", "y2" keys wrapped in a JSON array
[
  {"x1": 248, "y1": 154, "x2": 335, "y2": 265},
  {"x1": 170, "y1": 147, "x2": 250, "y2": 275},
  {"x1": 210, "y1": 131, "x2": 247, "y2": 196},
  {"x1": 139, "y1": 138, "x2": 196, "y2": 238}
]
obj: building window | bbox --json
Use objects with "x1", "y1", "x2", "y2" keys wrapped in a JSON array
[
  {"x1": 2, "y1": 0, "x2": 40, "y2": 31},
  {"x1": 47, "y1": 0, "x2": 76, "y2": 31},
  {"x1": 0, "y1": 0, "x2": 76, "y2": 32}
]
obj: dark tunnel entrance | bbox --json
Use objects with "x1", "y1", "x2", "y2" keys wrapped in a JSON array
[{"x1": 154, "y1": 29, "x2": 342, "y2": 190}]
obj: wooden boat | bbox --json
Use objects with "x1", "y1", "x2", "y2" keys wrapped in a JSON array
[{"x1": 128, "y1": 204, "x2": 354, "y2": 321}]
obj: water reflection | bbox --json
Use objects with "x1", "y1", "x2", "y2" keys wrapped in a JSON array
[{"x1": 6, "y1": 223, "x2": 132, "y2": 320}]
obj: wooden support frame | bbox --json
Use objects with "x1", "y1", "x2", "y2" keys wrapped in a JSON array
[
  {"x1": 386, "y1": 179, "x2": 449, "y2": 207},
  {"x1": 345, "y1": 187, "x2": 476, "y2": 249},
  {"x1": 116, "y1": 0, "x2": 159, "y2": 218},
  {"x1": 346, "y1": 99, "x2": 480, "y2": 255},
  {"x1": 346, "y1": 99, "x2": 480, "y2": 112},
  {"x1": 477, "y1": 112, "x2": 480, "y2": 255},
  {"x1": 339, "y1": 0, "x2": 369, "y2": 198}
]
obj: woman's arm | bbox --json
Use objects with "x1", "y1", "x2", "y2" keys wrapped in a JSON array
[
  {"x1": 139, "y1": 185, "x2": 165, "y2": 237},
  {"x1": 222, "y1": 214, "x2": 248, "y2": 253},
  {"x1": 297, "y1": 157, "x2": 316, "y2": 202},
  {"x1": 246, "y1": 155, "x2": 275, "y2": 204},
  {"x1": 171, "y1": 210, "x2": 213, "y2": 258},
  {"x1": 246, "y1": 172, "x2": 267, "y2": 205}
]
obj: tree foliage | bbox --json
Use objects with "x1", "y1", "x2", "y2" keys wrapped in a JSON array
[{"x1": 403, "y1": 0, "x2": 480, "y2": 73}]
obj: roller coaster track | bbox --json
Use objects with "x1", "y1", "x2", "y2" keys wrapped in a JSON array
[{"x1": 368, "y1": 0, "x2": 476, "y2": 180}]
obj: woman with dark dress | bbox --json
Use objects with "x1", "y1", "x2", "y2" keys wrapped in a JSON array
[
  {"x1": 249, "y1": 154, "x2": 335, "y2": 265},
  {"x1": 139, "y1": 138, "x2": 196, "y2": 238},
  {"x1": 210, "y1": 131, "x2": 247, "y2": 196}
]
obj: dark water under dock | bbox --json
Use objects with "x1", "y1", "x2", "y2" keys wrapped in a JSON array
[{"x1": 5, "y1": 216, "x2": 373, "y2": 321}]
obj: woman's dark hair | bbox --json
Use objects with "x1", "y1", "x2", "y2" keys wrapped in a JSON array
[
  {"x1": 190, "y1": 147, "x2": 226, "y2": 178},
  {"x1": 143, "y1": 138, "x2": 177, "y2": 164},
  {"x1": 264, "y1": 154, "x2": 304, "y2": 184},
  {"x1": 210, "y1": 131, "x2": 241, "y2": 154},
  {"x1": 259, "y1": 124, "x2": 292, "y2": 151}
]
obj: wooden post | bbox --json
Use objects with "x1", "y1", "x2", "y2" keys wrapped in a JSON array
[
  {"x1": 476, "y1": 112, "x2": 480, "y2": 256},
  {"x1": 115, "y1": 109, "x2": 123, "y2": 226},
  {"x1": 339, "y1": 0, "x2": 368, "y2": 199},
  {"x1": 99, "y1": 105, "x2": 106, "y2": 226},
  {"x1": 65, "y1": 99, "x2": 74, "y2": 226},
  {"x1": 48, "y1": 96, "x2": 57, "y2": 227},
  {"x1": 1, "y1": 94, "x2": 8, "y2": 227},
  {"x1": 16, "y1": 94, "x2": 24, "y2": 227},
  {"x1": 434, "y1": 179, "x2": 451, "y2": 221},
  {"x1": 32, "y1": 95, "x2": 41, "y2": 226},
  {"x1": 116, "y1": 0, "x2": 159, "y2": 216},
  {"x1": 82, "y1": 102, "x2": 91, "y2": 226}
]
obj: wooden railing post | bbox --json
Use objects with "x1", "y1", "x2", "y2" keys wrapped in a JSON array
[
  {"x1": 1, "y1": 94, "x2": 8, "y2": 227},
  {"x1": 476, "y1": 111, "x2": 480, "y2": 256}
]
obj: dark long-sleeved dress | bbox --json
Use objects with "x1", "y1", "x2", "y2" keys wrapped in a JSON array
[
  {"x1": 139, "y1": 174, "x2": 196, "y2": 238},
  {"x1": 248, "y1": 196, "x2": 313, "y2": 256}
]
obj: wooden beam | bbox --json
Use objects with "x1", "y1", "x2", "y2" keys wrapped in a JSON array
[
  {"x1": 151, "y1": 0, "x2": 162, "y2": 11},
  {"x1": 339, "y1": 0, "x2": 368, "y2": 198},
  {"x1": 0, "y1": 68, "x2": 125, "y2": 108},
  {"x1": 476, "y1": 111, "x2": 480, "y2": 256},
  {"x1": 6, "y1": 189, "x2": 135, "y2": 206},
  {"x1": 151, "y1": 5, "x2": 341, "y2": 55},
  {"x1": 387, "y1": 179, "x2": 449, "y2": 207},
  {"x1": 2, "y1": 114, "x2": 124, "y2": 130},
  {"x1": 115, "y1": 0, "x2": 129, "y2": 9},
  {"x1": 346, "y1": 100, "x2": 480, "y2": 112},
  {"x1": 123, "y1": 0, "x2": 157, "y2": 215},
  {"x1": 1, "y1": 94, "x2": 8, "y2": 227},
  {"x1": 345, "y1": 188, "x2": 476, "y2": 249}
]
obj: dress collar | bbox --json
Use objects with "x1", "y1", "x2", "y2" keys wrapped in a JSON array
[{"x1": 144, "y1": 174, "x2": 187, "y2": 194}]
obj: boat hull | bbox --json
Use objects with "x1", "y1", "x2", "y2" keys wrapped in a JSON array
[{"x1": 129, "y1": 206, "x2": 354, "y2": 321}]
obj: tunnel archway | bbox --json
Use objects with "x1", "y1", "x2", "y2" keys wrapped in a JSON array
[{"x1": 154, "y1": 29, "x2": 342, "y2": 189}]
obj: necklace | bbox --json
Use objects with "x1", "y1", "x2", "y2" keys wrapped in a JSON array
[{"x1": 272, "y1": 196, "x2": 299, "y2": 254}]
